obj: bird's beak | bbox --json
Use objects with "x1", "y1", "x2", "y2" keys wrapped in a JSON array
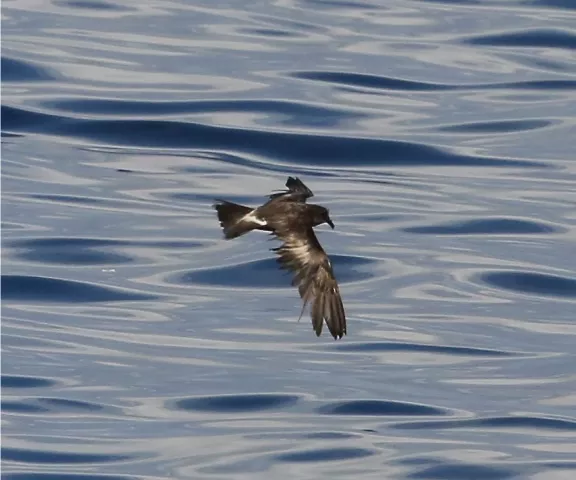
[{"x1": 327, "y1": 218, "x2": 335, "y2": 229}]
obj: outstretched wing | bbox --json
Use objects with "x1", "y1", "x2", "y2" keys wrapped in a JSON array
[
  {"x1": 272, "y1": 226, "x2": 346, "y2": 339},
  {"x1": 269, "y1": 176, "x2": 314, "y2": 202}
]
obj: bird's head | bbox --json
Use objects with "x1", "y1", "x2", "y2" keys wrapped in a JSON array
[{"x1": 311, "y1": 205, "x2": 335, "y2": 229}]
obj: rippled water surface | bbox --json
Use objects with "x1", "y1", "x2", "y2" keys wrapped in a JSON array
[{"x1": 2, "y1": 0, "x2": 576, "y2": 478}]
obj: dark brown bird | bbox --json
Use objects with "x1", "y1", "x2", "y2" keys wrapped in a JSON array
[{"x1": 213, "y1": 177, "x2": 346, "y2": 339}]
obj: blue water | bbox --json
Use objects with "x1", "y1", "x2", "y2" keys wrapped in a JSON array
[{"x1": 2, "y1": 0, "x2": 576, "y2": 478}]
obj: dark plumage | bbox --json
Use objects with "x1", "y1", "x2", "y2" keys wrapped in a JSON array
[{"x1": 213, "y1": 177, "x2": 346, "y2": 339}]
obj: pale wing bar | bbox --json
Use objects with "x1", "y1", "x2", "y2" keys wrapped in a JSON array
[{"x1": 272, "y1": 228, "x2": 346, "y2": 339}]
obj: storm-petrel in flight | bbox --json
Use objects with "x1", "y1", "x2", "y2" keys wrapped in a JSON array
[{"x1": 213, "y1": 177, "x2": 346, "y2": 339}]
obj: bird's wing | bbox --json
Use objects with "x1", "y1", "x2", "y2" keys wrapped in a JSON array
[
  {"x1": 272, "y1": 226, "x2": 346, "y2": 339},
  {"x1": 268, "y1": 176, "x2": 314, "y2": 202}
]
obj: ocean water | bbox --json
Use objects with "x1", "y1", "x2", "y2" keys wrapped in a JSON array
[{"x1": 2, "y1": 0, "x2": 576, "y2": 478}]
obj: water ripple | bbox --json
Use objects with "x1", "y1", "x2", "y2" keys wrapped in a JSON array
[
  {"x1": 318, "y1": 400, "x2": 450, "y2": 417},
  {"x1": 2, "y1": 375, "x2": 58, "y2": 389},
  {"x1": 1, "y1": 105, "x2": 549, "y2": 168},
  {"x1": 328, "y1": 342, "x2": 520, "y2": 357},
  {"x1": 405, "y1": 462, "x2": 516, "y2": 480},
  {"x1": 6, "y1": 237, "x2": 203, "y2": 266},
  {"x1": 2, "y1": 448, "x2": 133, "y2": 465},
  {"x1": 2, "y1": 275, "x2": 158, "y2": 303},
  {"x1": 402, "y1": 217, "x2": 560, "y2": 235},
  {"x1": 463, "y1": 28, "x2": 576, "y2": 50},
  {"x1": 2, "y1": 402, "x2": 51, "y2": 414},
  {"x1": 44, "y1": 97, "x2": 369, "y2": 128},
  {"x1": 3, "y1": 474, "x2": 136, "y2": 480},
  {"x1": 436, "y1": 119, "x2": 553, "y2": 134},
  {"x1": 275, "y1": 447, "x2": 375, "y2": 463},
  {"x1": 177, "y1": 254, "x2": 377, "y2": 289},
  {"x1": 1, "y1": 57, "x2": 56, "y2": 83},
  {"x1": 392, "y1": 415, "x2": 576, "y2": 431},
  {"x1": 56, "y1": 0, "x2": 132, "y2": 12},
  {"x1": 290, "y1": 71, "x2": 576, "y2": 92},
  {"x1": 480, "y1": 271, "x2": 576, "y2": 299},
  {"x1": 3, "y1": 0, "x2": 576, "y2": 478},
  {"x1": 172, "y1": 393, "x2": 301, "y2": 413}
]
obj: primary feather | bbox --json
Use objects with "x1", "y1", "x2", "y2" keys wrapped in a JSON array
[
  {"x1": 268, "y1": 176, "x2": 314, "y2": 202},
  {"x1": 272, "y1": 226, "x2": 346, "y2": 339}
]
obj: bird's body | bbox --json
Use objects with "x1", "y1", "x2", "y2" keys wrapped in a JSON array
[{"x1": 213, "y1": 177, "x2": 346, "y2": 339}]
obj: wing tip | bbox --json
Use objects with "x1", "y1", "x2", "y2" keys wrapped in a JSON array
[{"x1": 328, "y1": 328, "x2": 346, "y2": 340}]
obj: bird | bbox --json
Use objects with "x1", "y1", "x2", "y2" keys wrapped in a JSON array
[{"x1": 213, "y1": 176, "x2": 346, "y2": 339}]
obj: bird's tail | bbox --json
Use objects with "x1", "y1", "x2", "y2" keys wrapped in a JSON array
[{"x1": 213, "y1": 200, "x2": 258, "y2": 239}]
